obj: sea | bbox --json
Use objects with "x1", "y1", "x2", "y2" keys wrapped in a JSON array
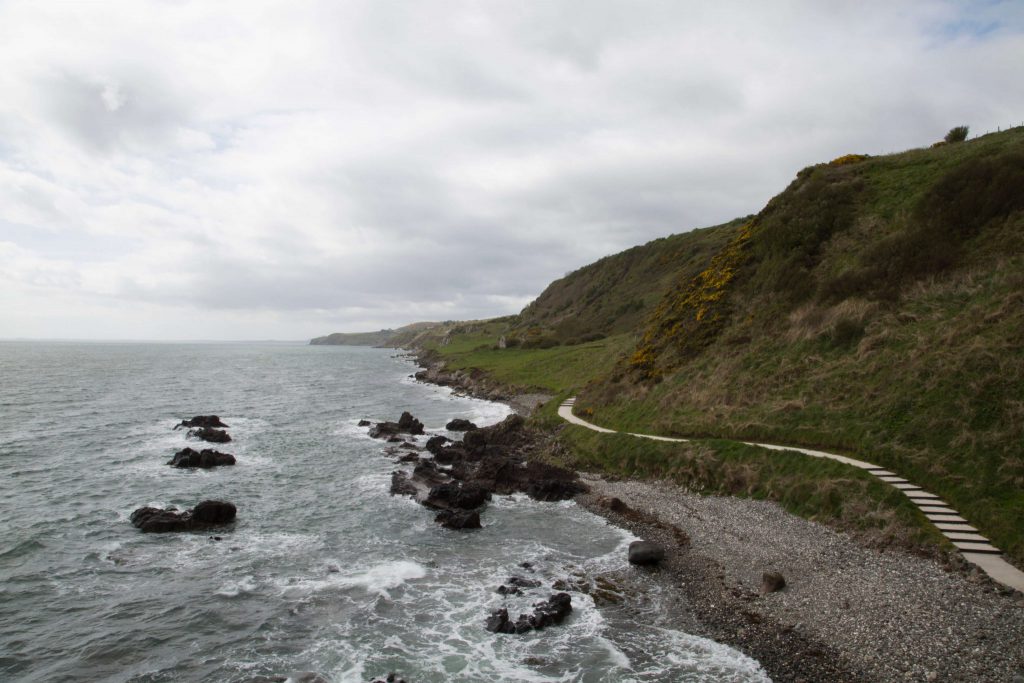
[{"x1": 0, "y1": 341, "x2": 769, "y2": 682}]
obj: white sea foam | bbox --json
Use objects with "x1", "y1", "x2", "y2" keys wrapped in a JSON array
[{"x1": 216, "y1": 574, "x2": 258, "y2": 597}]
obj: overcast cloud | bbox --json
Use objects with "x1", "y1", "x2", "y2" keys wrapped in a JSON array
[{"x1": 1, "y1": 0, "x2": 1022, "y2": 340}]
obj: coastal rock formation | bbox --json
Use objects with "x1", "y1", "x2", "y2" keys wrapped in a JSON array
[
  {"x1": 435, "y1": 509, "x2": 481, "y2": 530},
  {"x1": 485, "y1": 593, "x2": 573, "y2": 634},
  {"x1": 130, "y1": 500, "x2": 237, "y2": 533},
  {"x1": 187, "y1": 426, "x2": 232, "y2": 443},
  {"x1": 175, "y1": 415, "x2": 228, "y2": 429},
  {"x1": 424, "y1": 482, "x2": 491, "y2": 510},
  {"x1": 445, "y1": 418, "x2": 477, "y2": 431},
  {"x1": 628, "y1": 540, "x2": 666, "y2": 566},
  {"x1": 167, "y1": 447, "x2": 236, "y2": 468},
  {"x1": 387, "y1": 414, "x2": 588, "y2": 531},
  {"x1": 368, "y1": 411, "x2": 425, "y2": 439}
]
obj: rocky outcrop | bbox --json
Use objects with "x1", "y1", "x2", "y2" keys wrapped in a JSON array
[
  {"x1": 435, "y1": 509, "x2": 481, "y2": 530},
  {"x1": 445, "y1": 418, "x2": 477, "y2": 431},
  {"x1": 175, "y1": 415, "x2": 228, "y2": 429},
  {"x1": 130, "y1": 500, "x2": 236, "y2": 533},
  {"x1": 386, "y1": 414, "x2": 588, "y2": 532},
  {"x1": 187, "y1": 427, "x2": 231, "y2": 443},
  {"x1": 485, "y1": 593, "x2": 573, "y2": 634},
  {"x1": 368, "y1": 411, "x2": 425, "y2": 439},
  {"x1": 168, "y1": 447, "x2": 236, "y2": 468}
]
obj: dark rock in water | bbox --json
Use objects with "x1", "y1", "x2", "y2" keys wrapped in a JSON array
[
  {"x1": 507, "y1": 575, "x2": 542, "y2": 588},
  {"x1": 130, "y1": 499, "x2": 236, "y2": 533},
  {"x1": 386, "y1": 436, "x2": 403, "y2": 443},
  {"x1": 398, "y1": 441, "x2": 418, "y2": 448},
  {"x1": 761, "y1": 571, "x2": 786, "y2": 594},
  {"x1": 357, "y1": 419, "x2": 371, "y2": 427},
  {"x1": 425, "y1": 435, "x2": 451, "y2": 455},
  {"x1": 167, "y1": 447, "x2": 236, "y2": 468},
  {"x1": 187, "y1": 426, "x2": 231, "y2": 443},
  {"x1": 628, "y1": 540, "x2": 665, "y2": 566},
  {"x1": 496, "y1": 584, "x2": 520, "y2": 596},
  {"x1": 175, "y1": 415, "x2": 228, "y2": 429},
  {"x1": 519, "y1": 561, "x2": 534, "y2": 571},
  {"x1": 485, "y1": 593, "x2": 572, "y2": 634},
  {"x1": 369, "y1": 674, "x2": 407, "y2": 683},
  {"x1": 485, "y1": 608, "x2": 514, "y2": 633},
  {"x1": 390, "y1": 471, "x2": 418, "y2": 497},
  {"x1": 193, "y1": 500, "x2": 237, "y2": 524},
  {"x1": 397, "y1": 411, "x2": 425, "y2": 435},
  {"x1": 424, "y1": 482, "x2": 490, "y2": 510},
  {"x1": 445, "y1": 418, "x2": 478, "y2": 431},
  {"x1": 530, "y1": 592, "x2": 573, "y2": 628},
  {"x1": 370, "y1": 412, "x2": 424, "y2": 439},
  {"x1": 398, "y1": 453, "x2": 419, "y2": 463},
  {"x1": 435, "y1": 509, "x2": 481, "y2": 530}
]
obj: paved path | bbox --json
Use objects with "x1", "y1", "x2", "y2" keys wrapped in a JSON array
[{"x1": 559, "y1": 397, "x2": 1024, "y2": 593}]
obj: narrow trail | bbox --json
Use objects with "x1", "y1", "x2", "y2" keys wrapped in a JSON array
[{"x1": 558, "y1": 397, "x2": 1024, "y2": 593}]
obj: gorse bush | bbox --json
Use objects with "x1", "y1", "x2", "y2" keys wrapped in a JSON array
[{"x1": 945, "y1": 126, "x2": 969, "y2": 143}]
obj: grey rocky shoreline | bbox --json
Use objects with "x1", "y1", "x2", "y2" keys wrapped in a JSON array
[{"x1": 408, "y1": 350, "x2": 1024, "y2": 683}]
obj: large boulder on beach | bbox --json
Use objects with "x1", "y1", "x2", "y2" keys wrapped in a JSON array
[
  {"x1": 175, "y1": 415, "x2": 228, "y2": 429},
  {"x1": 628, "y1": 540, "x2": 665, "y2": 566},
  {"x1": 187, "y1": 426, "x2": 231, "y2": 443},
  {"x1": 130, "y1": 500, "x2": 236, "y2": 532},
  {"x1": 445, "y1": 418, "x2": 478, "y2": 431},
  {"x1": 167, "y1": 447, "x2": 236, "y2": 468}
]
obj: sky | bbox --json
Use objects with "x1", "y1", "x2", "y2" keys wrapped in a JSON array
[{"x1": 1, "y1": 1, "x2": 1022, "y2": 340}]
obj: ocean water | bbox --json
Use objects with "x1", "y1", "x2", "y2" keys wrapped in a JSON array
[{"x1": 0, "y1": 342, "x2": 768, "y2": 682}]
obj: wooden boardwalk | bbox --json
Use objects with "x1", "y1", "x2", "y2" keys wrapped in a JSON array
[{"x1": 558, "y1": 397, "x2": 1024, "y2": 593}]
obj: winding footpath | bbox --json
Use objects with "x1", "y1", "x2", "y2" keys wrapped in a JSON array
[{"x1": 558, "y1": 397, "x2": 1024, "y2": 593}]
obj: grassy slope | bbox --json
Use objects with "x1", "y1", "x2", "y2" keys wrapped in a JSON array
[
  {"x1": 579, "y1": 128, "x2": 1024, "y2": 564},
  {"x1": 419, "y1": 128, "x2": 1023, "y2": 563}
]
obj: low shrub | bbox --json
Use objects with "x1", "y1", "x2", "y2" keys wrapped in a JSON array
[{"x1": 944, "y1": 126, "x2": 969, "y2": 143}]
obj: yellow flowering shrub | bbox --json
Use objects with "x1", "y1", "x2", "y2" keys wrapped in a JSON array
[
  {"x1": 629, "y1": 221, "x2": 754, "y2": 379},
  {"x1": 829, "y1": 153, "x2": 870, "y2": 166}
]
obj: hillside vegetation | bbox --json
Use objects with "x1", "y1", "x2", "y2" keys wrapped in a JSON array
[
  {"x1": 310, "y1": 321, "x2": 441, "y2": 347},
  {"x1": 382, "y1": 127, "x2": 1024, "y2": 565},
  {"x1": 578, "y1": 127, "x2": 1024, "y2": 564}
]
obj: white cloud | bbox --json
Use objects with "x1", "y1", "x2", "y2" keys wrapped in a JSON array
[{"x1": 0, "y1": 0, "x2": 1021, "y2": 339}]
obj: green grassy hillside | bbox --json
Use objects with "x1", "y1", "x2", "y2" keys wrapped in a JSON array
[
  {"x1": 415, "y1": 127, "x2": 1024, "y2": 565},
  {"x1": 310, "y1": 321, "x2": 441, "y2": 346},
  {"x1": 579, "y1": 127, "x2": 1024, "y2": 564}
]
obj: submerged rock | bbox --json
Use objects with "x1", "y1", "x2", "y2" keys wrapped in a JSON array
[
  {"x1": 187, "y1": 426, "x2": 231, "y2": 443},
  {"x1": 167, "y1": 447, "x2": 236, "y2": 468},
  {"x1": 628, "y1": 540, "x2": 665, "y2": 566},
  {"x1": 435, "y1": 509, "x2": 481, "y2": 530},
  {"x1": 130, "y1": 500, "x2": 237, "y2": 533},
  {"x1": 175, "y1": 415, "x2": 228, "y2": 429}
]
